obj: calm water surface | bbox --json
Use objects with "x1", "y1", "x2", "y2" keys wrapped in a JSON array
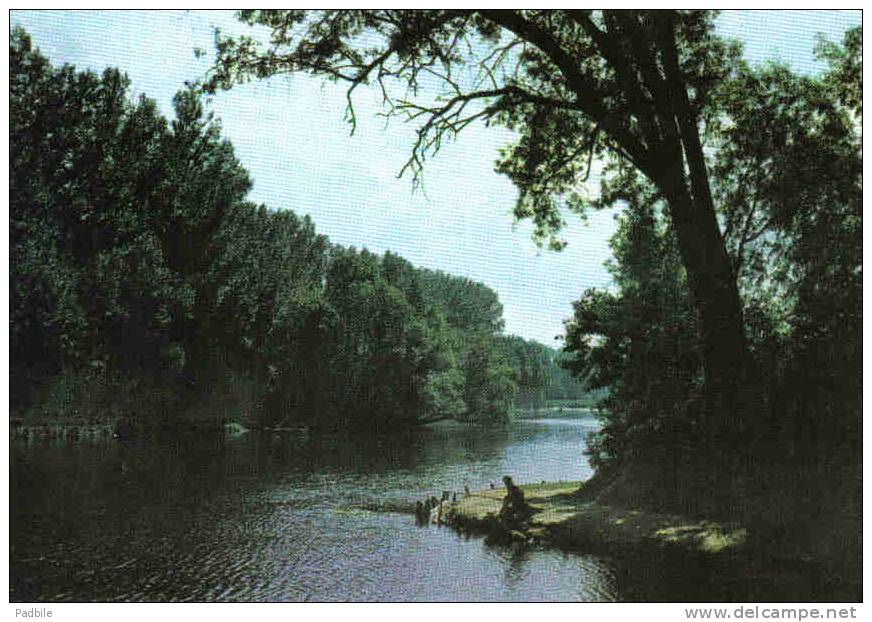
[{"x1": 9, "y1": 416, "x2": 842, "y2": 602}]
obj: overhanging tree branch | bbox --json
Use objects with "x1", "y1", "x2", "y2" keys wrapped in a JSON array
[{"x1": 478, "y1": 9, "x2": 653, "y2": 173}]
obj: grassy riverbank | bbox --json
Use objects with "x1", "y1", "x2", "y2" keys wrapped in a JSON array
[
  {"x1": 444, "y1": 478, "x2": 860, "y2": 601},
  {"x1": 445, "y1": 481, "x2": 747, "y2": 556}
]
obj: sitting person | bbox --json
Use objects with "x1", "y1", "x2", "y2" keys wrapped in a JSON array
[
  {"x1": 498, "y1": 475, "x2": 532, "y2": 525},
  {"x1": 414, "y1": 501, "x2": 428, "y2": 525}
]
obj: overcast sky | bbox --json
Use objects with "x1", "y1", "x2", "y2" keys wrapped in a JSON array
[{"x1": 11, "y1": 10, "x2": 861, "y2": 345}]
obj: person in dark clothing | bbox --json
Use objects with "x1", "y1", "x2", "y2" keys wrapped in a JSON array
[
  {"x1": 498, "y1": 475, "x2": 531, "y2": 525},
  {"x1": 414, "y1": 501, "x2": 428, "y2": 525}
]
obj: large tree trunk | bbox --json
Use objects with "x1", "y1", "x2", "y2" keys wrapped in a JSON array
[
  {"x1": 665, "y1": 181, "x2": 749, "y2": 433},
  {"x1": 641, "y1": 139, "x2": 750, "y2": 443},
  {"x1": 648, "y1": 116, "x2": 750, "y2": 438},
  {"x1": 647, "y1": 11, "x2": 751, "y2": 440}
]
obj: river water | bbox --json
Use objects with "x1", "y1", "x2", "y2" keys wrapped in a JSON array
[{"x1": 8, "y1": 416, "x2": 845, "y2": 602}]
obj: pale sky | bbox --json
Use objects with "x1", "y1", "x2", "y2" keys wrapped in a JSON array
[{"x1": 10, "y1": 10, "x2": 861, "y2": 344}]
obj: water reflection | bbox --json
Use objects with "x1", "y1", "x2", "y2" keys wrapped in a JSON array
[
  {"x1": 12, "y1": 418, "x2": 609, "y2": 602},
  {"x1": 14, "y1": 416, "x2": 839, "y2": 602}
]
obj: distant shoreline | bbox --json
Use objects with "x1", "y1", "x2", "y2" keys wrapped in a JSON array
[
  {"x1": 10, "y1": 407, "x2": 600, "y2": 442},
  {"x1": 512, "y1": 406, "x2": 598, "y2": 420}
]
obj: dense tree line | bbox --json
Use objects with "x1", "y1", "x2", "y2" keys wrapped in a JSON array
[
  {"x1": 9, "y1": 28, "x2": 587, "y2": 432},
  {"x1": 494, "y1": 335, "x2": 592, "y2": 406}
]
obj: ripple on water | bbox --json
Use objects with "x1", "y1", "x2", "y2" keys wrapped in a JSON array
[{"x1": 12, "y1": 420, "x2": 624, "y2": 602}]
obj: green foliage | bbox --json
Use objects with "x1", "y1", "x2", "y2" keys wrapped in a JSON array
[
  {"x1": 11, "y1": 27, "x2": 205, "y2": 383},
  {"x1": 563, "y1": 26, "x2": 862, "y2": 515},
  {"x1": 10, "y1": 27, "x2": 555, "y2": 430},
  {"x1": 564, "y1": 169, "x2": 701, "y2": 470},
  {"x1": 459, "y1": 338, "x2": 517, "y2": 422},
  {"x1": 319, "y1": 247, "x2": 428, "y2": 430},
  {"x1": 494, "y1": 335, "x2": 589, "y2": 406},
  {"x1": 705, "y1": 31, "x2": 862, "y2": 459},
  {"x1": 816, "y1": 26, "x2": 861, "y2": 115}
]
